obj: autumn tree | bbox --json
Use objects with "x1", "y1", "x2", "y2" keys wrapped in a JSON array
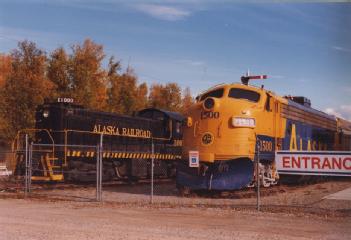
[
  {"x1": 0, "y1": 54, "x2": 13, "y2": 144},
  {"x1": 47, "y1": 47, "x2": 71, "y2": 99},
  {"x1": 164, "y1": 83, "x2": 182, "y2": 111},
  {"x1": 148, "y1": 82, "x2": 182, "y2": 112},
  {"x1": 106, "y1": 56, "x2": 148, "y2": 114},
  {"x1": 0, "y1": 41, "x2": 53, "y2": 142},
  {"x1": 106, "y1": 56, "x2": 122, "y2": 112},
  {"x1": 148, "y1": 83, "x2": 164, "y2": 109},
  {"x1": 135, "y1": 82, "x2": 148, "y2": 111},
  {"x1": 69, "y1": 39, "x2": 107, "y2": 110},
  {"x1": 180, "y1": 87, "x2": 194, "y2": 114},
  {"x1": 109, "y1": 67, "x2": 139, "y2": 114},
  {"x1": 0, "y1": 54, "x2": 12, "y2": 88}
]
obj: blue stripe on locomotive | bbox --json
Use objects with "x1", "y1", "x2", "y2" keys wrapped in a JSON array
[
  {"x1": 282, "y1": 119, "x2": 334, "y2": 151},
  {"x1": 257, "y1": 101, "x2": 336, "y2": 159}
]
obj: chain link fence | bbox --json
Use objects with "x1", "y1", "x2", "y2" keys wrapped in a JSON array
[{"x1": 1, "y1": 137, "x2": 349, "y2": 216}]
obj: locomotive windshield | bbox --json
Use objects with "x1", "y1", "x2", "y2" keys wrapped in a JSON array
[
  {"x1": 228, "y1": 88, "x2": 260, "y2": 102},
  {"x1": 200, "y1": 88, "x2": 224, "y2": 101}
]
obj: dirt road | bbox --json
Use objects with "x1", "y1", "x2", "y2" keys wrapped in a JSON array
[{"x1": 1, "y1": 199, "x2": 350, "y2": 240}]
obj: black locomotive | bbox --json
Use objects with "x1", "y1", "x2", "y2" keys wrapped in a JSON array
[{"x1": 13, "y1": 100, "x2": 184, "y2": 181}]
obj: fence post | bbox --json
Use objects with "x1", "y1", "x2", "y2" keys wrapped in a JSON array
[
  {"x1": 99, "y1": 134, "x2": 103, "y2": 202},
  {"x1": 29, "y1": 143, "x2": 32, "y2": 193},
  {"x1": 24, "y1": 134, "x2": 28, "y2": 198},
  {"x1": 256, "y1": 140, "x2": 261, "y2": 211},
  {"x1": 150, "y1": 139, "x2": 154, "y2": 204},
  {"x1": 96, "y1": 145, "x2": 100, "y2": 202}
]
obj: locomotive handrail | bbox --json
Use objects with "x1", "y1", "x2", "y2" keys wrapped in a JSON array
[
  {"x1": 59, "y1": 125, "x2": 175, "y2": 165},
  {"x1": 11, "y1": 129, "x2": 55, "y2": 172},
  {"x1": 12, "y1": 128, "x2": 55, "y2": 152},
  {"x1": 62, "y1": 124, "x2": 174, "y2": 143}
]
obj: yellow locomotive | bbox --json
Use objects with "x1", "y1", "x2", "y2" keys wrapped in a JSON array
[{"x1": 176, "y1": 74, "x2": 351, "y2": 190}]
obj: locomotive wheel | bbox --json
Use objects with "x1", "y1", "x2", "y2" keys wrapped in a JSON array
[{"x1": 261, "y1": 177, "x2": 271, "y2": 188}]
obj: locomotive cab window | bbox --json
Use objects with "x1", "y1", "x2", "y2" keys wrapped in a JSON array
[
  {"x1": 200, "y1": 88, "x2": 224, "y2": 101},
  {"x1": 265, "y1": 94, "x2": 272, "y2": 111},
  {"x1": 228, "y1": 88, "x2": 260, "y2": 102}
]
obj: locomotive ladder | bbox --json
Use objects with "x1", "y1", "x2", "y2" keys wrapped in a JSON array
[{"x1": 33, "y1": 153, "x2": 63, "y2": 181}]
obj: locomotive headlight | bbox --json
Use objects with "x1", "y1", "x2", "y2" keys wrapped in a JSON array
[
  {"x1": 203, "y1": 97, "x2": 216, "y2": 111},
  {"x1": 43, "y1": 109, "x2": 50, "y2": 118},
  {"x1": 231, "y1": 117, "x2": 256, "y2": 128}
]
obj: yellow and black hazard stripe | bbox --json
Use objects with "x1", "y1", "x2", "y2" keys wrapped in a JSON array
[{"x1": 66, "y1": 150, "x2": 180, "y2": 160}]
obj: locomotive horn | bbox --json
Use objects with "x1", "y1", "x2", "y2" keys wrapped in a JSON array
[{"x1": 241, "y1": 74, "x2": 267, "y2": 85}]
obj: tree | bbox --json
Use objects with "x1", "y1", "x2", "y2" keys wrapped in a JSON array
[
  {"x1": 0, "y1": 54, "x2": 12, "y2": 88},
  {"x1": 164, "y1": 82, "x2": 182, "y2": 112},
  {"x1": 107, "y1": 59, "x2": 148, "y2": 115},
  {"x1": 148, "y1": 82, "x2": 182, "y2": 112},
  {"x1": 47, "y1": 47, "x2": 71, "y2": 99},
  {"x1": 0, "y1": 54, "x2": 13, "y2": 144},
  {"x1": 180, "y1": 87, "x2": 194, "y2": 114},
  {"x1": 69, "y1": 38, "x2": 107, "y2": 109},
  {"x1": 106, "y1": 56, "x2": 122, "y2": 112},
  {"x1": 113, "y1": 68, "x2": 138, "y2": 114},
  {"x1": 0, "y1": 41, "x2": 53, "y2": 142},
  {"x1": 148, "y1": 83, "x2": 165, "y2": 109},
  {"x1": 135, "y1": 82, "x2": 148, "y2": 111}
]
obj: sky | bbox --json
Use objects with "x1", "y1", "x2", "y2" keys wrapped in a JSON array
[{"x1": 0, "y1": 0, "x2": 351, "y2": 120}]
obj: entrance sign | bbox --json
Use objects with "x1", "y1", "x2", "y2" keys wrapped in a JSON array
[
  {"x1": 189, "y1": 151, "x2": 199, "y2": 167},
  {"x1": 275, "y1": 151, "x2": 351, "y2": 176}
]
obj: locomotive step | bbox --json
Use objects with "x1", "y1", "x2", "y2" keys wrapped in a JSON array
[{"x1": 31, "y1": 174, "x2": 63, "y2": 181}]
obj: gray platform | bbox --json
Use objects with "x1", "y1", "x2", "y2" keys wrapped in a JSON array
[{"x1": 323, "y1": 187, "x2": 351, "y2": 201}]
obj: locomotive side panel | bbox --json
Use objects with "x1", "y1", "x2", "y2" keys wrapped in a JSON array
[{"x1": 15, "y1": 102, "x2": 183, "y2": 181}]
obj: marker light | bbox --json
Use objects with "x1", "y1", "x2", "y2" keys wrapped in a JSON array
[
  {"x1": 231, "y1": 117, "x2": 256, "y2": 128},
  {"x1": 186, "y1": 117, "x2": 193, "y2": 127}
]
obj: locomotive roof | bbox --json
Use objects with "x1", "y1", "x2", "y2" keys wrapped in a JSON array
[
  {"x1": 197, "y1": 82, "x2": 337, "y2": 121},
  {"x1": 138, "y1": 108, "x2": 184, "y2": 122},
  {"x1": 42, "y1": 103, "x2": 184, "y2": 122},
  {"x1": 286, "y1": 99, "x2": 336, "y2": 121},
  {"x1": 337, "y1": 117, "x2": 351, "y2": 134}
]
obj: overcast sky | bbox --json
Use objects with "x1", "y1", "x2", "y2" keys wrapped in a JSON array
[{"x1": 1, "y1": 0, "x2": 350, "y2": 120}]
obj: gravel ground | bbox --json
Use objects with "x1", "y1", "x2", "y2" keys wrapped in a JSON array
[
  {"x1": 0, "y1": 199, "x2": 350, "y2": 240},
  {"x1": 0, "y1": 178, "x2": 350, "y2": 239}
]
